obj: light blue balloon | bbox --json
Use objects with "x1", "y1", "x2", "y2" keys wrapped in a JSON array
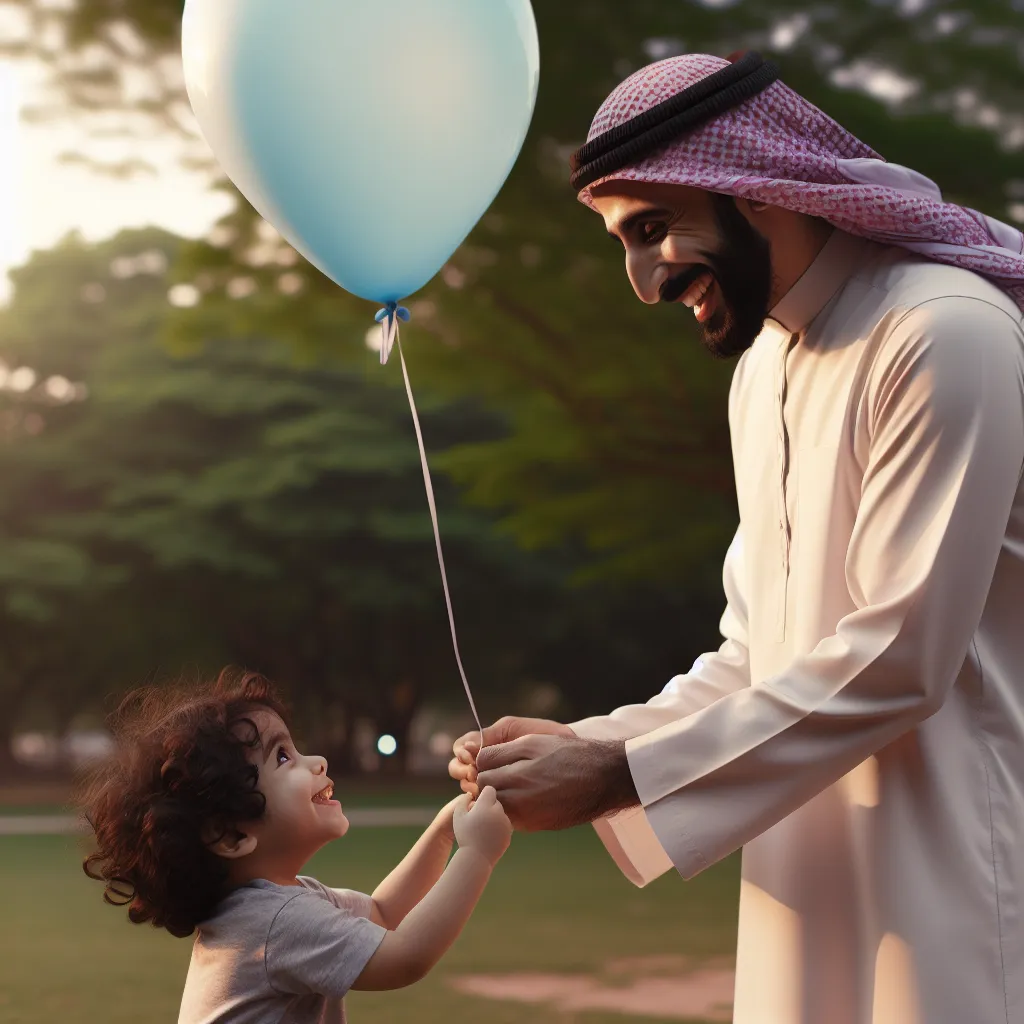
[{"x1": 212, "y1": 0, "x2": 540, "y2": 305}]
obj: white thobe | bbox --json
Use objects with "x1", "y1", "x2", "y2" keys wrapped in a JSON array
[{"x1": 572, "y1": 229, "x2": 1024, "y2": 1024}]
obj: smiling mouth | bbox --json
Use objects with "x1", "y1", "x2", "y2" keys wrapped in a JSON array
[
  {"x1": 312, "y1": 783, "x2": 335, "y2": 805},
  {"x1": 691, "y1": 280, "x2": 718, "y2": 323},
  {"x1": 662, "y1": 266, "x2": 719, "y2": 321},
  {"x1": 676, "y1": 270, "x2": 717, "y2": 323}
]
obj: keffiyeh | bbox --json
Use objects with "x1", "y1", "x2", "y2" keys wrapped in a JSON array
[{"x1": 574, "y1": 53, "x2": 1024, "y2": 311}]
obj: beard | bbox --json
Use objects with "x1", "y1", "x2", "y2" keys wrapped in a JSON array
[{"x1": 660, "y1": 193, "x2": 773, "y2": 359}]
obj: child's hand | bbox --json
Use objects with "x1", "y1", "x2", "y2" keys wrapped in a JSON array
[
  {"x1": 453, "y1": 786, "x2": 511, "y2": 866},
  {"x1": 435, "y1": 794, "x2": 465, "y2": 844}
]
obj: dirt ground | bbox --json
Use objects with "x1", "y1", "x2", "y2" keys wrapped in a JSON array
[{"x1": 450, "y1": 955, "x2": 735, "y2": 1021}]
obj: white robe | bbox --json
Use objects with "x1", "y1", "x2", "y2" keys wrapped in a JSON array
[{"x1": 572, "y1": 229, "x2": 1024, "y2": 1024}]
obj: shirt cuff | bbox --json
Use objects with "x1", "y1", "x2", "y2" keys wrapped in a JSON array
[
  {"x1": 569, "y1": 716, "x2": 674, "y2": 886},
  {"x1": 626, "y1": 731, "x2": 709, "y2": 880},
  {"x1": 568, "y1": 714, "x2": 638, "y2": 743},
  {"x1": 592, "y1": 804, "x2": 675, "y2": 887}
]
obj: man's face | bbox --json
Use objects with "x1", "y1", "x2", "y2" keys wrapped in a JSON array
[
  {"x1": 239, "y1": 711, "x2": 349, "y2": 868},
  {"x1": 591, "y1": 181, "x2": 773, "y2": 359}
]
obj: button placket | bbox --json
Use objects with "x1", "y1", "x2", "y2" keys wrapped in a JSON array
[{"x1": 774, "y1": 333, "x2": 795, "y2": 640}]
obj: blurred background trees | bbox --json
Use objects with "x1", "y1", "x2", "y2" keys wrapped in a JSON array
[{"x1": 0, "y1": 0, "x2": 1020, "y2": 775}]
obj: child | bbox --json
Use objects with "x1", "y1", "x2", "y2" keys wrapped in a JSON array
[{"x1": 80, "y1": 668, "x2": 511, "y2": 1023}]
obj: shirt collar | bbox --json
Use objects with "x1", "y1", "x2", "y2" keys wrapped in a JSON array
[{"x1": 767, "y1": 229, "x2": 877, "y2": 336}]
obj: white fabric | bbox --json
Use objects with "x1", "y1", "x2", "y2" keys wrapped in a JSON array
[
  {"x1": 834, "y1": 157, "x2": 944, "y2": 201},
  {"x1": 833, "y1": 156, "x2": 1024, "y2": 267},
  {"x1": 573, "y1": 230, "x2": 1024, "y2": 1024}
]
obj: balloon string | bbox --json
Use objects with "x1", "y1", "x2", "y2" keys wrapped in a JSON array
[{"x1": 394, "y1": 324, "x2": 485, "y2": 756}]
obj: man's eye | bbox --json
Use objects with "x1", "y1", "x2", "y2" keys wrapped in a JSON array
[
  {"x1": 277, "y1": 746, "x2": 290, "y2": 765},
  {"x1": 641, "y1": 222, "x2": 667, "y2": 244}
]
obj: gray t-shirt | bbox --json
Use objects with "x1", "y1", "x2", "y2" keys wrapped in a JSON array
[{"x1": 178, "y1": 876, "x2": 388, "y2": 1024}]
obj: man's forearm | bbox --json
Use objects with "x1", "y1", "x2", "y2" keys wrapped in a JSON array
[
  {"x1": 371, "y1": 812, "x2": 454, "y2": 928},
  {"x1": 542, "y1": 739, "x2": 640, "y2": 828}
]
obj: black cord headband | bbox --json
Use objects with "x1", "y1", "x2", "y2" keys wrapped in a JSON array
[{"x1": 569, "y1": 51, "x2": 781, "y2": 193}]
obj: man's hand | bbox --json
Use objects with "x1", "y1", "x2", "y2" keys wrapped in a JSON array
[
  {"x1": 474, "y1": 734, "x2": 639, "y2": 832},
  {"x1": 448, "y1": 716, "x2": 573, "y2": 798}
]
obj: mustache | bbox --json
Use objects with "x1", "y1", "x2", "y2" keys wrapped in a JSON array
[{"x1": 660, "y1": 263, "x2": 714, "y2": 303}]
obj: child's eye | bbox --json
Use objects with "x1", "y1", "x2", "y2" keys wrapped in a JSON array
[{"x1": 276, "y1": 746, "x2": 290, "y2": 765}]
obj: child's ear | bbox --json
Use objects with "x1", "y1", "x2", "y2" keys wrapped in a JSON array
[{"x1": 204, "y1": 824, "x2": 258, "y2": 860}]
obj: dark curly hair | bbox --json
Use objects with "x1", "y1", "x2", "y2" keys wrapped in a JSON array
[{"x1": 80, "y1": 667, "x2": 289, "y2": 938}]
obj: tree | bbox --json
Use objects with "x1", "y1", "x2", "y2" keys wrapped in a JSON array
[
  {"x1": 0, "y1": 228, "x2": 566, "y2": 767},
  {"x1": 0, "y1": 227, "x2": 718, "y2": 774},
  {"x1": 7, "y1": 0, "x2": 1020, "y2": 586},
  {"x1": 5, "y1": 1, "x2": 1020, "y2": 755}
]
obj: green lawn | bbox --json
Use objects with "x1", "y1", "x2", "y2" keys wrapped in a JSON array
[{"x1": 0, "y1": 820, "x2": 739, "y2": 1024}]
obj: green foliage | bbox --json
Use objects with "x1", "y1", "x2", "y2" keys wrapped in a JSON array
[
  {"x1": 0, "y1": 231, "x2": 554, "y2": 745},
  {"x1": 8, "y1": 0, "x2": 1018, "y2": 582},
  {"x1": 2, "y1": 0, "x2": 1021, "y2": 738},
  {"x1": 0, "y1": 230, "x2": 721, "y2": 757}
]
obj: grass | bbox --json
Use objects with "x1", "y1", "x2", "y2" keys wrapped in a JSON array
[{"x1": 0, "y1": 818, "x2": 740, "y2": 1024}]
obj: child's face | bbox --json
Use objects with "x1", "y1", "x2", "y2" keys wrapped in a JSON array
[{"x1": 237, "y1": 710, "x2": 349, "y2": 874}]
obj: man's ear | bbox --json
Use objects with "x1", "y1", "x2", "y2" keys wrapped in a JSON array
[{"x1": 204, "y1": 824, "x2": 258, "y2": 860}]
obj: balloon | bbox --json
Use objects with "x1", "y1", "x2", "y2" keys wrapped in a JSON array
[{"x1": 182, "y1": 0, "x2": 540, "y2": 305}]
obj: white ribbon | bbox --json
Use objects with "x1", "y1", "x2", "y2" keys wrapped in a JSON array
[
  {"x1": 380, "y1": 312, "x2": 399, "y2": 365},
  {"x1": 390, "y1": 323, "x2": 485, "y2": 752}
]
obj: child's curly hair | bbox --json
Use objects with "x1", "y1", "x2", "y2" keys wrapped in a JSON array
[{"x1": 80, "y1": 667, "x2": 289, "y2": 938}]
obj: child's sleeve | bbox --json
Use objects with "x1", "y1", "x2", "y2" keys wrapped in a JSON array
[
  {"x1": 326, "y1": 887, "x2": 375, "y2": 921},
  {"x1": 296, "y1": 876, "x2": 374, "y2": 920},
  {"x1": 265, "y1": 892, "x2": 387, "y2": 999}
]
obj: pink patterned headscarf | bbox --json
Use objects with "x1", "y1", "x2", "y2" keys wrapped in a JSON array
[{"x1": 576, "y1": 54, "x2": 1024, "y2": 312}]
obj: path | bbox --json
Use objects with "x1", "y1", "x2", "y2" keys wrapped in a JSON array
[{"x1": 0, "y1": 807, "x2": 437, "y2": 835}]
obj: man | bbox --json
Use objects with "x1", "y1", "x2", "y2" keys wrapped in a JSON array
[{"x1": 449, "y1": 52, "x2": 1024, "y2": 1024}]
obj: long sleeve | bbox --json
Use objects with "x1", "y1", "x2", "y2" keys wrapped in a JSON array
[
  {"x1": 572, "y1": 524, "x2": 752, "y2": 743},
  {"x1": 569, "y1": 522, "x2": 752, "y2": 885},
  {"x1": 627, "y1": 297, "x2": 1024, "y2": 880}
]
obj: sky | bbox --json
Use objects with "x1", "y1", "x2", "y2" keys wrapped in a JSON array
[{"x1": 0, "y1": 57, "x2": 232, "y2": 304}]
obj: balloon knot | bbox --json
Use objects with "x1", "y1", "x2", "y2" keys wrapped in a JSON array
[
  {"x1": 374, "y1": 302, "x2": 410, "y2": 365},
  {"x1": 374, "y1": 302, "x2": 411, "y2": 323}
]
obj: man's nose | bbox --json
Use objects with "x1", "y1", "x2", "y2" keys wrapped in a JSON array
[{"x1": 624, "y1": 249, "x2": 663, "y2": 305}]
